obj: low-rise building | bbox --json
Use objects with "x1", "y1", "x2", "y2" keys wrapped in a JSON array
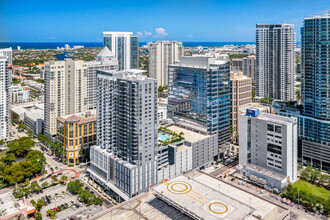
[
  {"x1": 10, "y1": 84, "x2": 30, "y2": 104},
  {"x1": 24, "y1": 107, "x2": 44, "y2": 135},
  {"x1": 157, "y1": 125, "x2": 218, "y2": 182},
  {"x1": 158, "y1": 105, "x2": 167, "y2": 122},
  {"x1": 238, "y1": 109, "x2": 298, "y2": 191},
  {"x1": 56, "y1": 110, "x2": 97, "y2": 164},
  {"x1": 0, "y1": 192, "x2": 35, "y2": 220}
]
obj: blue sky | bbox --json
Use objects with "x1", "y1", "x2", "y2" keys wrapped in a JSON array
[{"x1": 0, "y1": 0, "x2": 329, "y2": 42}]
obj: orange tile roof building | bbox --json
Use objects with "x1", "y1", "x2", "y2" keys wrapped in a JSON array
[{"x1": 56, "y1": 110, "x2": 96, "y2": 164}]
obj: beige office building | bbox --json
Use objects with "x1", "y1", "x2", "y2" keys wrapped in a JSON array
[
  {"x1": 242, "y1": 55, "x2": 256, "y2": 82},
  {"x1": 148, "y1": 41, "x2": 184, "y2": 86},
  {"x1": 44, "y1": 59, "x2": 87, "y2": 138},
  {"x1": 230, "y1": 72, "x2": 252, "y2": 143}
]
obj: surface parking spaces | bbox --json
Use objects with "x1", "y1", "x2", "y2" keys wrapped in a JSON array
[{"x1": 26, "y1": 184, "x2": 89, "y2": 219}]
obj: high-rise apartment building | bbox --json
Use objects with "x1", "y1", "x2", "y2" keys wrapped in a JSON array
[
  {"x1": 239, "y1": 109, "x2": 297, "y2": 191},
  {"x1": 103, "y1": 32, "x2": 139, "y2": 70},
  {"x1": 256, "y1": 24, "x2": 295, "y2": 101},
  {"x1": 273, "y1": 12, "x2": 330, "y2": 171},
  {"x1": 168, "y1": 56, "x2": 231, "y2": 153},
  {"x1": 300, "y1": 12, "x2": 330, "y2": 170},
  {"x1": 0, "y1": 48, "x2": 12, "y2": 140},
  {"x1": 242, "y1": 55, "x2": 256, "y2": 82},
  {"x1": 231, "y1": 59, "x2": 243, "y2": 72},
  {"x1": 88, "y1": 69, "x2": 158, "y2": 200},
  {"x1": 86, "y1": 47, "x2": 118, "y2": 109},
  {"x1": 230, "y1": 72, "x2": 252, "y2": 144},
  {"x1": 44, "y1": 59, "x2": 87, "y2": 138},
  {"x1": 148, "y1": 41, "x2": 184, "y2": 86}
]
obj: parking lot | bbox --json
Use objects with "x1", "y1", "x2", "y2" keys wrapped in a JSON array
[{"x1": 25, "y1": 183, "x2": 103, "y2": 219}]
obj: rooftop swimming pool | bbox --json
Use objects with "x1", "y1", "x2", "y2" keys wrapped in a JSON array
[{"x1": 159, "y1": 134, "x2": 170, "y2": 141}]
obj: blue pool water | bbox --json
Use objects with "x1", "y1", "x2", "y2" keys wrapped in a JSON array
[{"x1": 159, "y1": 134, "x2": 170, "y2": 141}]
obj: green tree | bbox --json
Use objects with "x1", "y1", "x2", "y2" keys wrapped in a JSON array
[
  {"x1": 0, "y1": 139, "x2": 4, "y2": 146},
  {"x1": 301, "y1": 166, "x2": 312, "y2": 181},
  {"x1": 310, "y1": 168, "x2": 321, "y2": 184},
  {"x1": 51, "y1": 176, "x2": 58, "y2": 184},
  {"x1": 47, "y1": 209, "x2": 55, "y2": 219},
  {"x1": 61, "y1": 176, "x2": 68, "y2": 182},
  {"x1": 11, "y1": 112, "x2": 19, "y2": 124},
  {"x1": 67, "y1": 180, "x2": 83, "y2": 194},
  {"x1": 252, "y1": 88, "x2": 256, "y2": 99},
  {"x1": 0, "y1": 153, "x2": 16, "y2": 166},
  {"x1": 30, "y1": 183, "x2": 42, "y2": 193},
  {"x1": 35, "y1": 212, "x2": 42, "y2": 220},
  {"x1": 17, "y1": 124, "x2": 26, "y2": 131},
  {"x1": 41, "y1": 182, "x2": 49, "y2": 188},
  {"x1": 36, "y1": 199, "x2": 45, "y2": 211},
  {"x1": 7, "y1": 137, "x2": 36, "y2": 157},
  {"x1": 30, "y1": 199, "x2": 36, "y2": 207},
  {"x1": 26, "y1": 129, "x2": 34, "y2": 137},
  {"x1": 26, "y1": 150, "x2": 46, "y2": 173}
]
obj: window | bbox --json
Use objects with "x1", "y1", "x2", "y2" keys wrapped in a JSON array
[
  {"x1": 275, "y1": 125, "x2": 282, "y2": 134},
  {"x1": 267, "y1": 124, "x2": 274, "y2": 131}
]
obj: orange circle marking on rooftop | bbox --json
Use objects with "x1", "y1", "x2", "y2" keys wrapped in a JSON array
[{"x1": 208, "y1": 202, "x2": 229, "y2": 214}]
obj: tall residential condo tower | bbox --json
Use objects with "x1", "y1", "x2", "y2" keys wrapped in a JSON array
[
  {"x1": 242, "y1": 55, "x2": 256, "y2": 82},
  {"x1": 0, "y1": 48, "x2": 12, "y2": 140},
  {"x1": 168, "y1": 56, "x2": 231, "y2": 154},
  {"x1": 256, "y1": 24, "x2": 295, "y2": 101},
  {"x1": 272, "y1": 12, "x2": 330, "y2": 171},
  {"x1": 86, "y1": 47, "x2": 118, "y2": 109},
  {"x1": 148, "y1": 41, "x2": 184, "y2": 86},
  {"x1": 44, "y1": 59, "x2": 88, "y2": 138},
  {"x1": 103, "y1": 32, "x2": 139, "y2": 70},
  {"x1": 300, "y1": 12, "x2": 330, "y2": 169},
  {"x1": 88, "y1": 69, "x2": 158, "y2": 200}
]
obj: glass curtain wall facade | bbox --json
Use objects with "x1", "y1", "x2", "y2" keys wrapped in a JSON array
[
  {"x1": 130, "y1": 36, "x2": 139, "y2": 69},
  {"x1": 168, "y1": 57, "x2": 231, "y2": 147},
  {"x1": 300, "y1": 13, "x2": 330, "y2": 170}
]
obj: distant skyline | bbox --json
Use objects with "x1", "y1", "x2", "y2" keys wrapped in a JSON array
[{"x1": 0, "y1": 0, "x2": 329, "y2": 42}]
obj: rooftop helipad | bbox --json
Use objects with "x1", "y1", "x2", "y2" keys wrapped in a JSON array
[{"x1": 153, "y1": 170, "x2": 289, "y2": 220}]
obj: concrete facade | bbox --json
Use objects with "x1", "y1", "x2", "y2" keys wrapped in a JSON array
[
  {"x1": 0, "y1": 48, "x2": 12, "y2": 140},
  {"x1": 256, "y1": 24, "x2": 295, "y2": 101},
  {"x1": 239, "y1": 110, "x2": 297, "y2": 191},
  {"x1": 88, "y1": 69, "x2": 158, "y2": 200},
  {"x1": 86, "y1": 47, "x2": 118, "y2": 110},
  {"x1": 44, "y1": 59, "x2": 87, "y2": 138},
  {"x1": 10, "y1": 84, "x2": 30, "y2": 104},
  {"x1": 148, "y1": 41, "x2": 184, "y2": 86},
  {"x1": 103, "y1": 32, "x2": 139, "y2": 70}
]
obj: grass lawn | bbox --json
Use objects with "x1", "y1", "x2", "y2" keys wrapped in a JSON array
[{"x1": 292, "y1": 179, "x2": 330, "y2": 200}]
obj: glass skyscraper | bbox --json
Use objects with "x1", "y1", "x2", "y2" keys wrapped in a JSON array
[
  {"x1": 300, "y1": 12, "x2": 330, "y2": 170},
  {"x1": 274, "y1": 12, "x2": 330, "y2": 171},
  {"x1": 103, "y1": 32, "x2": 139, "y2": 70},
  {"x1": 168, "y1": 56, "x2": 231, "y2": 149}
]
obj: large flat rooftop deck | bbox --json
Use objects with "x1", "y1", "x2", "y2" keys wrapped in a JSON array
[{"x1": 153, "y1": 170, "x2": 289, "y2": 220}]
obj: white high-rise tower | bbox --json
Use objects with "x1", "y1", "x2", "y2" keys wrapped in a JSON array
[{"x1": 256, "y1": 24, "x2": 295, "y2": 101}]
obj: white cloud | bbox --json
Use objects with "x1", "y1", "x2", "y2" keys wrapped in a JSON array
[
  {"x1": 137, "y1": 32, "x2": 143, "y2": 37},
  {"x1": 188, "y1": 34, "x2": 194, "y2": 39},
  {"x1": 144, "y1": 31, "x2": 152, "y2": 36},
  {"x1": 155, "y1": 28, "x2": 168, "y2": 38}
]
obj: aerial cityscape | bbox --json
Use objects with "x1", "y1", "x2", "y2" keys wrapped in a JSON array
[{"x1": 0, "y1": 1, "x2": 329, "y2": 220}]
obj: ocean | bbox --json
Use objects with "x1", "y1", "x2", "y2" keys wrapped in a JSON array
[{"x1": 0, "y1": 42, "x2": 255, "y2": 50}]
